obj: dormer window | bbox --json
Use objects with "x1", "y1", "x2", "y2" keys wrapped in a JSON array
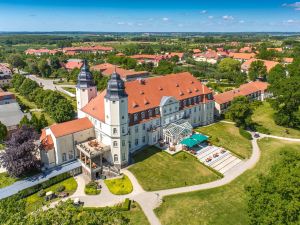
[
  {"x1": 134, "y1": 113, "x2": 138, "y2": 122},
  {"x1": 188, "y1": 98, "x2": 191, "y2": 105},
  {"x1": 141, "y1": 112, "x2": 145, "y2": 119},
  {"x1": 183, "y1": 100, "x2": 187, "y2": 106},
  {"x1": 148, "y1": 109, "x2": 153, "y2": 117},
  {"x1": 155, "y1": 108, "x2": 159, "y2": 115}
]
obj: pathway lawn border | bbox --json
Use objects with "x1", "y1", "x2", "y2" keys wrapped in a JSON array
[
  {"x1": 128, "y1": 147, "x2": 220, "y2": 191},
  {"x1": 155, "y1": 138, "x2": 300, "y2": 225},
  {"x1": 104, "y1": 175, "x2": 133, "y2": 195}
]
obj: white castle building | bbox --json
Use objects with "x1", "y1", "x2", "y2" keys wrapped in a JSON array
[{"x1": 40, "y1": 61, "x2": 215, "y2": 179}]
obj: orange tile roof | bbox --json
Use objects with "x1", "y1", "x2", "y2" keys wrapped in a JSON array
[
  {"x1": 239, "y1": 47, "x2": 253, "y2": 53},
  {"x1": 91, "y1": 63, "x2": 115, "y2": 71},
  {"x1": 0, "y1": 92, "x2": 15, "y2": 101},
  {"x1": 101, "y1": 67, "x2": 148, "y2": 79},
  {"x1": 241, "y1": 59, "x2": 279, "y2": 72},
  {"x1": 82, "y1": 72, "x2": 213, "y2": 120},
  {"x1": 64, "y1": 61, "x2": 83, "y2": 70},
  {"x1": 193, "y1": 49, "x2": 201, "y2": 54},
  {"x1": 82, "y1": 91, "x2": 106, "y2": 122},
  {"x1": 283, "y1": 57, "x2": 294, "y2": 63},
  {"x1": 214, "y1": 81, "x2": 269, "y2": 105},
  {"x1": 40, "y1": 129, "x2": 54, "y2": 151},
  {"x1": 229, "y1": 52, "x2": 256, "y2": 60},
  {"x1": 49, "y1": 117, "x2": 93, "y2": 138}
]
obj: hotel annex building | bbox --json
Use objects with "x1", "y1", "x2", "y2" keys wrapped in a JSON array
[{"x1": 40, "y1": 61, "x2": 215, "y2": 179}]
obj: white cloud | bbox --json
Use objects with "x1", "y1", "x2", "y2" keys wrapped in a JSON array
[
  {"x1": 117, "y1": 22, "x2": 125, "y2": 25},
  {"x1": 222, "y1": 15, "x2": 234, "y2": 20},
  {"x1": 208, "y1": 16, "x2": 214, "y2": 19},
  {"x1": 178, "y1": 23, "x2": 184, "y2": 27},
  {"x1": 283, "y1": 2, "x2": 300, "y2": 10},
  {"x1": 239, "y1": 20, "x2": 245, "y2": 24},
  {"x1": 201, "y1": 10, "x2": 207, "y2": 14},
  {"x1": 287, "y1": 19, "x2": 295, "y2": 23},
  {"x1": 162, "y1": 17, "x2": 169, "y2": 21}
]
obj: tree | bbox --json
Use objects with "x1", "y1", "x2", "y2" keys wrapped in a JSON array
[
  {"x1": 246, "y1": 150, "x2": 300, "y2": 225},
  {"x1": 153, "y1": 60, "x2": 175, "y2": 75},
  {"x1": 52, "y1": 99, "x2": 74, "y2": 123},
  {"x1": 0, "y1": 121, "x2": 7, "y2": 143},
  {"x1": 19, "y1": 78, "x2": 39, "y2": 98},
  {"x1": 268, "y1": 64, "x2": 286, "y2": 84},
  {"x1": 226, "y1": 96, "x2": 253, "y2": 128},
  {"x1": 218, "y1": 58, "x2": 241, "y2": 73},
  {"x1": 11, "y1": 74, "x2": 25, "y2": 91},
  {"x1": 38, "y1": 60, "x2": 52, "y2": 78},
  {"x1": 0, "y1": 126, "x2": 40, "y2": 177},
  {"x1": 39, "y1": 113, "x2": 49, "y2": 130},
  {"x1": 19, "y1": 115, "x2": 31, "y2": 127},
  {"x1": 7, "y1": 54, "x2": 25, "y2": 72},
  {"x1": 30, "y1": 113, "x2": 40, "y2": 132},
  {"x1": 248, "y1": 60, "x2": 267, "y2": 81}
]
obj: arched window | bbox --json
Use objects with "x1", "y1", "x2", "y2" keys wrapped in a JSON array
[{"x1": 113, "y1": 141, "x2": 118, "y2": 147}]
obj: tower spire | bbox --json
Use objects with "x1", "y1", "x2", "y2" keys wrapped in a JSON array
[
  {"x1": 105, "y1": 70, "x2": 127, "y2": 100},
  {"x1": 77, "y1": 59, "x2": 95, "y2": 88}
]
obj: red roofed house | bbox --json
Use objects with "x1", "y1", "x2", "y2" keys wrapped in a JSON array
[
  {"x1": 63, "y1": 46, "x2": 113, "y2": 55},
  {"x1": 229, "y1": 52, "x2": 256, "y2": 62},
  {"x1": 214, "y1": 81, "x2": 271, "y2": 116},
  {"x1": 64, "y1": 59, "x2": 84, "y2": 71},
  {"x1": 91, "y1": 63, "x2": 149, "y2": 81},
  {"x1": 239, "y1": 47, "x2": 253, "y2": 53},
  {"x1": 25, "y1": 48, "x2": 59, "y2": 56},
  {"x1": 241, "y1": 58, "x2": 279, "y2": 73},
  {"x1": 129, "y1": 54, "x2": 162, "y2": 66},
  {"x1": 39, "y1": 60, "x2": 215, "y2": 180}
]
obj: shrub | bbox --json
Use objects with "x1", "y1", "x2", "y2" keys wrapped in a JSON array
[
  {"x1": 121, "y1": 198, "x2": 131, "y2": 211},
  {"x1": 18, "y1": 172, "x2": 71, "y2": 198},
  {"x1": 84, "y1": 181, "x2": 100, "y2": 195},
  {"x1": 56, "y1": 185, "x2": 65, "y2": 192},
  {"x1": 239, "y1": 128, "x2": 253, "y2": 140},
  {"x1": 254, "y1": 125, "x2": 270, "y2": 134},
  {"x1": 37, "y1": 189, "x2": 46, "y2": 197}
]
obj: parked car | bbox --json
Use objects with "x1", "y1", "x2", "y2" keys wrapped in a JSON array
[
  {"x1": 254, "y1": 132, "x2": 260, "y2": 138},
  {"x1": 44, "y1": 191, "x2": 55, "y2": 201},
  {"x1": 57, "y1": 192, "x2": 69, "y2": 198},
  {"x1": 73, "y1": 198, "x2": 84, "y2": 206}
]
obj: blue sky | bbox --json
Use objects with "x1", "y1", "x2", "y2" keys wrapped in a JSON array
[{"x1": 0, "y1": 0, "x2": 300, "y2": 32}]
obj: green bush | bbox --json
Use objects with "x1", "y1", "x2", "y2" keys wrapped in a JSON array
[
  {"x1": 56, "y1": 185, "x2": 65, "y2": 192},
  {"x1": 18, "y1": 172, "x2": 71, "y2": 198},
  {"x1": 254, "y1": 125, "x2": 270, "y2": 135},
  {"x1": 84, "y1": 181, "x2": 100, "y2": 195},
  {"x1": 121, "y1": 198, "x2": 131, "y2": 211},
  {"x1": 37, "y1": 189, "x2": 45, "y2": 197},
  {"x1": 239, "y1": 128, "x2": 253, "y2": 140}
]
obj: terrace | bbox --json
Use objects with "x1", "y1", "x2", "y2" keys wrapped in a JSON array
[{"x1": 76, "y1": 139, "x2": 114, "y2": 180}]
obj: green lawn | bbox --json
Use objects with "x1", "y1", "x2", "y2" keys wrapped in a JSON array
[
  {"x1": 61, "y1": 87, "x2": 76, "y2": 94},
  {"x1": 25, "y1": 177, "x2": 78, "y2": 213},
  {"x1": 155, "y1": 138, "x2": 300, "y2": 225},
  {"x1": 0, "y1": 172, "x2": 18, "y2": 188},
  {"x1": 128, "y1": 147, "x2": 220, "y2": 191},
  {"x1": 195, "y1": 122, "x2": 252, "y2": 159},
  {"x1": 252, "y1": 102, "x2": 300, "y2": 138},
  {"x1": 104, "y1": 175, "x2": 133, "y2": 195},
  {"x1": 122, "y1": 201, "x2": 150, "y2": 225},
  {"x1": 9, "y1": 88, "x2": 38, "y2": 109},
  {"x1": 32, "y1": 111, "x2": 55, "y2": 125}
]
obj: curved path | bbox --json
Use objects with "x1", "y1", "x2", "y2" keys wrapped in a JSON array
[{"x1": 40, "y1": 133, "x2": 300, "y2": 225}]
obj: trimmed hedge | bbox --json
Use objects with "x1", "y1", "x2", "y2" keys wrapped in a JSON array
[
  {"x1": 239, "y1": 128, "x2": 253, "y2": 140},
  {"x1": 122, "y1": 198, "x2": 131, "y2": 211},
  {"x1": 18, "y1": 172, "x2": 71, "y2": 199},
  {"x1": 254, "y1": 125, "x2": 270, "y2": 135}
]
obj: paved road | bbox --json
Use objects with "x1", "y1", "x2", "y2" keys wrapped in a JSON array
[{"x1": 27, "y1": 75, "x2": 76, "y2": 97}]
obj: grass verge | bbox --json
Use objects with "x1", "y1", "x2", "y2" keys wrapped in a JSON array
[{"x1": 104, "y1": 175, "x2": 133, "y2": 195}]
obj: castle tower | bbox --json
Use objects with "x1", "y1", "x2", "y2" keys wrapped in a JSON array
[
  {"x1": 76, "y1": 60, "x2": 97, "y2": 118},
  {"x1": 104, "y1": 70, "x2": 129, "y2": 168}
]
